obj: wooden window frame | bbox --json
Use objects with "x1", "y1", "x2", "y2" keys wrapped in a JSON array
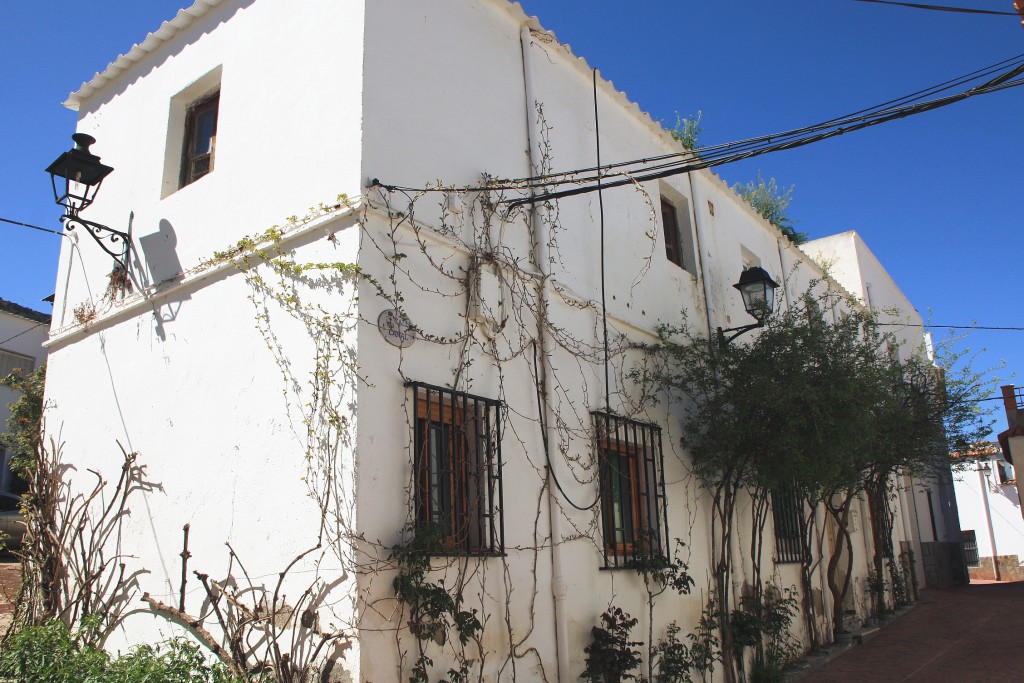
[
  {"x1": 410, "y1": 382, "x2": 503, "y2": 556},
  {"x1": 662, "y1": 197, "x2": 685, "y2": 270},
  {"x1": 180, "y1": 91, "x2": 220, "y2": 188}
]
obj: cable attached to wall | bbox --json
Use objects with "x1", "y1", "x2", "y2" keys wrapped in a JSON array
[
  {"x1": 532, "y1": 340, "x2": 599, "y2": 511},
  {"x1": 594, "y1": 68, "x2": 611, "y2": 417}
]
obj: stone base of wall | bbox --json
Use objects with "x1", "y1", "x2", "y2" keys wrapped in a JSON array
[{"x1": 968, "y1": 555, "x2": 1024, "y2": 582}]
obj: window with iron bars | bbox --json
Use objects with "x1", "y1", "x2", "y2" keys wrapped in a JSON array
[
  {"x1": 593, "y1": 412, "x2": 668, "y2": 568},
  {"x1": 771, "y1": 489, "x2": 807, "y2": 564},
  {"x1": 868, "y1": 485, "x2": 895, "y2": 559},
  {"x1": 962, "y1": 529, "x2": 980, "y2": 567},
  {"x1": 409, "y1": 382, "x2": 504, "y2": 555}
]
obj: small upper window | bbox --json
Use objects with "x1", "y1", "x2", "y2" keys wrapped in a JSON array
[
  {"x1": 409, "y1": 382, "x2": 504, "y2": 555},
  {"x1": 594, "y1": 412, "x2": 667, "y2": 568},
  {"x1": 662, "y1": 198, "x2": 684, "y2": 269},
  {"x1": 180, "y1": 92, "x2": 219, "y2": 188},
  {"x1": 660, "y1": 192, "x2": 696, "y2": 275}
]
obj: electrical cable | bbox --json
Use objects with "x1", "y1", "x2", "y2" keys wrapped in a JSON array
[
  {"x1": 0, "y1": 322, "x2": 48, "y2": 347},
  {"x1": 850, "y1": 0, "x2": 1018, "y2": 16},
  {"x1": 878, "y1": 323, "x2": 1024, "y2": 331},
  {"x1": 594, "y1": 68, "x2": 611, "y2": 416},
  {"x1": 0, "y1": 216, "x2": 65, "y2": 237},
  {"x1": 531, "y1": 340, "x2": 599, "y2": 511},
  {"x1": 502, "y1": 62, "x2": 1024, "y2": 207},
  {"x1": 370, "y1": 54, "x2": 1024, "y2": 204}
]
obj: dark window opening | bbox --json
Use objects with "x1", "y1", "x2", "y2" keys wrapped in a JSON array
[
  {"x1": 410, "y1": 382, "x2": 503, "y2": 555},
  {"x1": 594, "y1": 412, "x2": 667, "y2": 568},
  {"x1": 962, "y1": 529, "x2": 979, "y2": 567},
  {"x1": 180, "y1": 92, "x2": 219, "y2": 188},
  {"x1": 662, "y1": 198, "x2": 684, "y2": 270},
  {"x1": 661, "y1": 194, "x2": 696, "y2": 275}
]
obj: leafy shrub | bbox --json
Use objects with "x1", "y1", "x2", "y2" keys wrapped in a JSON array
[
  {"x1": 581, "y1": 606, "x2": 643, "y2": 683},
  {"x1": 0, "y1": 619, "x2": 244, "y2": 683}
]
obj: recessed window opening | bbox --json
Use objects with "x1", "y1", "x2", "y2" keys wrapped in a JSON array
[
  {"x1": 659, "y1": 185, "x2": 696, "y2": 275},
  {"x1": 161, "y1": 65, "x2": 222, "y2": 198}
]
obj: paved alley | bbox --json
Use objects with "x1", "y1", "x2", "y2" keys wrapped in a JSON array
[{"x1": 807, "y1": 581, "x2": 1024, "y2": 682}]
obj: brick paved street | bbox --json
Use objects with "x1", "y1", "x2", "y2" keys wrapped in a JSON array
[
  {"x1": 0, "y1": 559, "x2": 19, "y2": 633},
  {"x1": 807, "y1": 581, "x2": 1024, "y2": 682}
]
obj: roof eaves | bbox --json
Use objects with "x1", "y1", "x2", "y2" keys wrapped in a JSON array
[
  {"x1": 63, "y1": 0, "x2": 228, "y2": 111},
  {"x1": 0, "y1": 298, "x2": 52, "y2": 325}
]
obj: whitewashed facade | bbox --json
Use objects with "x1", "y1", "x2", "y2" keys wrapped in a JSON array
[{"x1": 42, "y1": 1, "x2": 949, "y2": 680}]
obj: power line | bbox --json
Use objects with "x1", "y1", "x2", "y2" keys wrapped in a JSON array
[
  {"x1": 851, "y1": 0, "x2": 1018, "y2": 17},
  {"x1": 879, "y1": 323, "x2": 1024, "y2": 331},
  {"x1": 0, "y1": 216, "x2": 65, "y2": 237},
  {"x1": 371, "y1": 53, "x2": 1024, "y2": 206},
  {"x1": 0, "y1": 322, "x2": 47, "y2": 347}
]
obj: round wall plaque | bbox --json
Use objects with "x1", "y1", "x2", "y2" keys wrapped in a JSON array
[{"x1": 377, "y1": 309, "x2": 416, "y2": 348}]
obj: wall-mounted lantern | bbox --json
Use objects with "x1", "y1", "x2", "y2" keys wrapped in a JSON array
[
  {"x1": 46, "y1": 133, "x2": 129, "y2": 273},
  {"x1": 717, "y1": 266, "x2": 779, "y2": 347}
]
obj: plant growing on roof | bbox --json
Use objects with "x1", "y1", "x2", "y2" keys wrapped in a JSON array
[
  {"x1": 670, "y1": 111, "x2": 703, "y2": 151},
  {"x1": 732, "y1": 172, "x2": 808, "y2": 244}
]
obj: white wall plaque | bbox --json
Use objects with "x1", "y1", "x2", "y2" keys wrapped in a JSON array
[{"x1": 378, "y1": 309, "x2": 416, "y2": 348}]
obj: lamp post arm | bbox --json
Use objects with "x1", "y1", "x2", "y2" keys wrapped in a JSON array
[
  {"x1": 61, "y1": 213, "x2": 130, "y2": 272},
  {"x1": 717, "y1": 321, "x2": 764, "y2": 347}
]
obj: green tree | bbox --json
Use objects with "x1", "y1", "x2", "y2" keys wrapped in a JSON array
[
  {"x1": 643, "y1": 284, "x2": 990, "y2": 662},
  {"x1": 1, "y1": 363, "x2": 45, "y2": 492},
  {"x1": 733, "y1": 172, "x2": 808, "y2": 244}
]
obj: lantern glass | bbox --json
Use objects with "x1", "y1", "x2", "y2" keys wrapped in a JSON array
[{"x1": 733, "y1": 266, "x2": 779, "y2": 322}]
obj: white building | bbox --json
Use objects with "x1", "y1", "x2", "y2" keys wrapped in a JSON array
[
  {"x1": 40, "y1": 1, "x2": 954, "y2": 680},
  {"x1": 0, "y1": 298, "x2": 50, "y2": 494},
  {"x1": 953, "y1": 446, "x2": 1024, "y2": 582}
]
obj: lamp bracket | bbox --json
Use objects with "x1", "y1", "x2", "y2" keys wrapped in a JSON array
[
  {"x1": 62, "y1": 212, "x2": 130, "y2": 272},
  {"x1": 717, "y1": 321, "x2": 764, "y2": 347}
]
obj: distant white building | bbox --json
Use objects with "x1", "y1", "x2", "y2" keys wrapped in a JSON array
[
  {"x1": 953, "y1": 445, "x2": 1024, "y2": 581},
  {"x1": 0, "y1": 298, "x2": 50, "y2": 494},
  {"x1": 39, "y1": 1, "x2": 959, "y2": 680}
]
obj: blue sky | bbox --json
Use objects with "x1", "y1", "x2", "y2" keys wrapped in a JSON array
[{"x1": 1, "y1": 1, "x2": 1021, "y2": 431}]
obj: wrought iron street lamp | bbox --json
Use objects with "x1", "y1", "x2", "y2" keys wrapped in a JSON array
[
  {"x1": 46, "y1": 133, "x2": 129, "y2": 272},
  {"x1": 717, "y1": 266, "x2": 779, "y2": 346}
]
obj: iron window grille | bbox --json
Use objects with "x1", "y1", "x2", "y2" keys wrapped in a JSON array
[
  {"x1": 408, "y1": 382, "x2": 504, "y2": 556},
  {"x1": 593, "y1": 412, "x2": 668, "y2": 568},
  {"x1": 962, "y1": 529, "x2": 980, "y2": 567},
  {"x1": 869, "y1": 485, "x2": 895, "y2": 559},
  {"x1": 771, "y1": 489, "x2": 807, "y2": 564}
]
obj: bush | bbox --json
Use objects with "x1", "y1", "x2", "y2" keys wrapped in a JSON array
[{"x1": 0, "y1": 619, "x2": 244, "y2": 683}]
